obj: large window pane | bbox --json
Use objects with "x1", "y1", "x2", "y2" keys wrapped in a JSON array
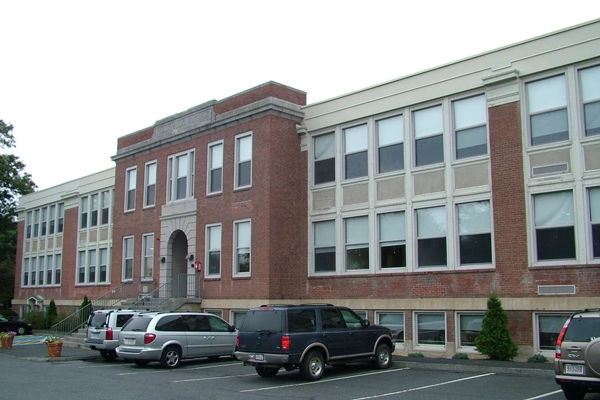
[
  {"x1": 344, "y1": 124, "x2": 368, "y2": 179},
  {"x1": 417, "y1": 206, "x2": 447, "y2": 267},
  {"x1": 377, "y1": 312, "x2": 404, "y2": 343},
  {"x1": 379, "y1": 212, "x2": 406, "y2": 268},
  {"x1": 415, "y1": 106, "x2": 444, "y2": 167},
  {"x1": 458, "y1": 201, "x2": 492, "y2": 265},
  {"x1": 538, "y1": 314, "x2": 570, "y2": 351},
  {"x1": 459, "y1": 314, "x2": 483, "y2": 347},
  {"x1": 235, "y1": 221, "x2": 250, "y2": 274},
  {"x1": 417, "y1": 313, "x2": 446, "y2": 345},
  {"x1": 454, "y1": 95, "x2": 487, "y2": 159},
  {"x1": 208, "y1": 225, "x2": 221, "y2": 275},
  {"x1": 591, "y1": 187, "x2": 600, "y2": 258},
  {"x1": 345, "y1": 216, "x2": 369, "y2": 270},
  {"x1": 237, "y1": 135, "x2": 252, "y2": 188},
  {"x1": 378, "y1": 116, "x2": 404, "y2": 173},
  {"x1": 314, "y1": 133, "x2": 335, "y2": 185},
  {"x1": 314, "y1": 220, "x2": 335, "y2": 272},
  {"x1": 580, "y1": 66, "x2": 600, "y2": 136},
  {"x1": 534, "y1": 191, "x2": 575, "y2": 260},
  {"x1": 527, "y1": 75, "x2": 569, "y2": 145}
]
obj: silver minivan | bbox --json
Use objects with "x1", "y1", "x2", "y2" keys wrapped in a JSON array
[{"x1": 116, "y1": 312, "x2": 237, "y2": 368}]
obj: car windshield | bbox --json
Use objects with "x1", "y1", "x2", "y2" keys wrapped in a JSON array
[{"x1": 565, "y1": 317, "x2": 600, "y2": 342}]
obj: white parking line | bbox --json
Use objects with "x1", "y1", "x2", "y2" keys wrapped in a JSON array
[
  {"x1": 240, "y1": 368, "x2": 409, "y2": 392},
  {"x1": 119, "y1": 362, "x2": 242, "y2": 376},
  {"x1": 523, "y1": 390, "x2": 563, "y2": 399},
  {"x1": 350, "y1": 373, "x2": 495, "y2": 400},
  {"x1": 173, "y1": 373, "x2": 256, "y2": 383}
]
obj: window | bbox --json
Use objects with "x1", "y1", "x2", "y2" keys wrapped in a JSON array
[
  {"x1": 48, "y1": 205, "x2": 55, "y2": 234},
  {"x1": 235, "y1": 134, "x2": 252, "y2": 188},
  {"x1": 46, "y1": 255, "x2": 53, "y2": 285},
  {"x1": 377, "y1": 115, "x2": 404, "y2": 173},
  {"x1": 80, "y1": 197, "x2": 89, "y2": 229},
  {"x1": 345, "y1": 216, "x2": 369, "y2": 271},
  {"x1": 589, "y1": 187, "x2": 600, "y2": 258},
  {"x1": 99, "y1": 249, "x2": 107, "y2": 282},
  {"x1": 579, "y1": 65, "x2": 600, "y2": 137},
  {"x1": 26, "y1": 211, "x2": 32, "y2": 239},
  {"x1": 23, "y1": 259, "x2": 29, "y2": 286},
  {"x1": 314, "y1": 132, "x2": 335, "y2": 185},
  {"x1": 55, "y1": 254, "x2": 62, "y2": 284},
  {"x1": 416, "y1": 312, "x2": 446, "y2": 346},
  {"x1": 101, "y1": 191, "x2": 110, "y2": 225},
  {"x1": 90, "y1": 194, "x2": 99, "y2": 227},
  {"x1": 38, "y1": 256, "x2": 44, "y2": 285},
  {"x1": 207, "y1": 224, "x2": 221, "y2": 276},
  {"x1": 231, "y1": 311, "x2": 248, "y2": 329},
  {"x1": 144, "y1": 162, "x2": 156, "y2": 207},
  {"x1": 537, "y1": 314, "x2": 570, "y2": 351},
  {"x1": 376, "y1": 312, "x2": 404, "y2": 343},
  {"x1": 33, "y1": 209, "x2": 39, "y2": 237},
  {"x1": 40, "y1": 207, "x2": 47, "y2": 236},
  {"x1": 57, "y1": 203, "x2": 64, "y2": 233},
  {"x1": 31, "y1": 257, "x2": 36, "y2": 285},
  {"x1": 527, "y1": 75, "x2": 569, "y2": 145},
  {"x1": 457, "y1": 201, "x2": 492, "y2": 265},
  {"x1": 379, "y1": 212, "x2": 406, "y2": 269},
  {"x1": 123, "y1": 236, "x2": 134, "y2": 280},
  {"x1": 234, "y1": 220, "x2": 250, "y2": 275},
  {"x1": 168, "y1": 151, "x2": 195, "y2": 201},
  {"x1": 414, "y1": 105, "x2": 444, "y2": 167},
  {"x1": 457, "y1": 314, "x2": 483, "y2": 347},
  {"x1": 78, "y1": 251, "x2": 85, "y2": 284},
  {"x1": 142, "y1": 233, "x2": 153, "y2": 279},
  {"x1": 534, "y1": 191, "x2": 576, "y2": 261},
  {"x1": 88, "y1": 249, "x2": 96, "y2": 283},
  {"x1": 208, "y1": 142, "x2": 223, "y2": 194},
  {"x1": 417, "y1": 206, "x2": 447, "y2": 267},
  {"x1": 314, "y1": 220, "x2": 336, "y2": 272},
  {"x1": 344, "y1": 124, "x2": 368, "y2": 179},
  {"x1": 453, "y1": 95, "x2": 487, "y2": 159},
  {"x1": 125, "y1": 167, "x2": 137, "y2": 211}
]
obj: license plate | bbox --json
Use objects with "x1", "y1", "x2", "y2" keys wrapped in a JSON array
[
  {"x1": 255, "y1": 354, "x2": 264, "y2": 361},
  {"x1": 565, "y1": 364, "x2": 584, "y2": 375},
  {"x1": 124, "y1": 338, "x2": 135, "y2": 345},
  {"x1": 92, "y1": 332, "x2": 100, "y2": 339}
]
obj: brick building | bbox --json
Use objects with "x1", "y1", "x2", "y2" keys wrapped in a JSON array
[{"x1": 13, "y1": 19, "x2": 600, "y2": 359}]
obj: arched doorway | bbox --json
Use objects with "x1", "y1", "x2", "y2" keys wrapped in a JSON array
[{"x1": 171, "y1": 230, "x2": 188, "y2": 298}]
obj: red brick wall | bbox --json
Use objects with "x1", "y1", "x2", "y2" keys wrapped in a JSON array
[
  {"x1": 214, "y1": 82, "x2": 306, "y2": 115},
  {"x1": 117, "y1": 127, "x2": 154, "y2": 150}
]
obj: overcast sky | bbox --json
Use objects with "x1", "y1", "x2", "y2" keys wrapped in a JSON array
[{"x1": 1, "y1": 1, "x2": 597, "y2": 191}]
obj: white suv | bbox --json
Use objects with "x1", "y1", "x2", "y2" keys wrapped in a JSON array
[{"x1": 84, "y1": 309, "x2": 142, "y2": 360}]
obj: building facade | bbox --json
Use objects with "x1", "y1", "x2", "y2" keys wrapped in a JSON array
[{"x1": 14, "y1": 20, "x2": 600, "y2": 360}]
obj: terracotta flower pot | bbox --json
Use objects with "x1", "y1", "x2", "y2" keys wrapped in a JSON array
[
  {"x1": 1, "y1": 336, "x2": 14, "y2": 349},
  {"x1": 46, "y1": 341, "x2": 63, "y2": 357}
]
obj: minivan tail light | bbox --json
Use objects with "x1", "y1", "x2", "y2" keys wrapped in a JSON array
[
  {"x1": 144, "y1": 333, "x2": 156, "y2": 344},
  {"x1": 106, "y1": 327, "x2": 113, "y2": 341},
  {"x1": 555, "y1": 318, "x2": 571, "y2": 359},
  {"x1": 281, "y1": 335, "x2": 290, "y2": 351}
]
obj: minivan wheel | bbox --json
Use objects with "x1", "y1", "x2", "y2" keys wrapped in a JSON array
[
  {"x1": 255, "y1": 366, "x2": 279, "y2": 377},
  {"x1": 100, "y1": 350, "x2": 118, "y2": 361},
  {"x1": 300, "y1": 350, "x2": 325, "y2": 381},
  {"x1": 562, "y1": 386, "x2": 586, "y2": 400},
  {"x1": 372, "y1": 343, "x2": 392, "y2": 369},
  {"x1": 161, "y1": 346, "x2": 181, "y2": 368}
]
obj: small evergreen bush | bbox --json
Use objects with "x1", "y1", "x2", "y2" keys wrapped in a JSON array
[
  {"x1": 79, "y1": 295, "x2": 92, "y2": 324},
  {"x1": 46, "y1": 300, "x2": 58, "y2": 328},
  {"x1": 527, "y1": 354, "x2": 548, "y2": 363},
  {"x1": 473, "y1": 294, "x2": 519, "y2": 361},
  {"x1": 408, "y1": 352, "x2": 424, "y2": 357},
  {"x1": 452, "y1": 353, "x2": 469, "y2": 360}
]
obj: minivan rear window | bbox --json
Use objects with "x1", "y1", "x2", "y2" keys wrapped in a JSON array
[
  {"x1": 565, "y1": 317, "x2": 600, "y2": 342},
  {"x1": 122, "y1": 316, "x2": 153, "y2": 332},
  {"x1": 241, "y1": 310, "x2": 283, "y2": 333}
]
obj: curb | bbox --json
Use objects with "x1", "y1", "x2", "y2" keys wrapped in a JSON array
[{"x1": 392, "y1": 360, "x2": 555, "y2": 378}]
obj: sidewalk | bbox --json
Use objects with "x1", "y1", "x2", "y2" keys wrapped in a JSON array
[{"x1": 0, "y1": 339, "x2": 555, "y2": 377}]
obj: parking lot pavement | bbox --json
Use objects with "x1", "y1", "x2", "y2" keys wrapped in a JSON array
[{"x1": 0, "y1": 340, "x2": 554, "y2": 377}]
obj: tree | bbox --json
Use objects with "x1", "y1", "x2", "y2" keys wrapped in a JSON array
[
  {"x1": 0, "y1": 120, "x2": 37, "y2": 306},
  {"x1": 79, "y1": 295, "x2": 92, "y2": 325},
  {"x1": 474, "y1": 294, "x2": 519, "y2": 361},
  {"x1": 46, "y1": 299, "x2": 58, "y2": 328}
]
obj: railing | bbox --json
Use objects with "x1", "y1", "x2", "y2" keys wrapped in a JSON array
[{"x1": 129, "y1": 274, "x2": 201, "y2": 310}]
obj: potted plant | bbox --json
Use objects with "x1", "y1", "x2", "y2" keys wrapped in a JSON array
[
  {"x1": 1, "y1": 331, "x2": 16, "y2": 349},
  {"x1": 45, "y1": 334, "x2": 64, "y2": 357}
]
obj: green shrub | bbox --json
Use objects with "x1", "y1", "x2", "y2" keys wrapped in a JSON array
[
  {"x1": 527, "y1": 354, "x2": 548, "y2": 363},
  {"x1": 408, "y1": 352, "x2": 424, "y2": 357},
  {"x1": 79, "y1": 295, "x2": 92, "y2": 324},
  {"x1": 46, "y1": 300, "x2": 58, "y2": 328},
  {"x1": 23, "y1": 311, "x2": 47, "y2": 329},
  {"x1": 474, "y1": 294, "x2": 519, "y2": 361},
  {"x1": 452, "y1": 353, "x2": 469, "y2": 360}
]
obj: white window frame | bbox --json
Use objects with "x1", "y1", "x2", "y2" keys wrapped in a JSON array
[
  {"x1": 206, "y1": 224, "x2": 222, "y2": 278},
  {"x1": 456, "y1": 200, "x2": 493, "y2": 268},
  {"x1": 88, "y1": 249, "x2": 97, "y2": 283},
  {"x1": 376, "y1": 114, "x2": 404, "y2": 174},
  {"x1": 40, "y1": 207, "x2": 47, "y2": 236},
  {"x1": 125, "y1": 167, "x2": 137, "y2": 211},
  {"x1": 375, "y1": 311, "x2": 405, "y2": 345},
  {"x1": 100, "y1": 190, "x2": 110, "y2": 226},
  {"x1": 587, "y1": 186, "x2": 600, "y2": 260},
  {"x1": 99, "y1": 248, "x2": 108, "y2": 283},
  {"x1": 57, "y1": 203, "x2": 64, "y2": 233},
  {"x1": 378, "y1": 211, "x2": 406, "y2": 271},
  {"x1": 55, "y1": 253, "x2": 62, "y2": 285},
  {"x1": 313, "y1": 219, "x2": 336, "y2": 274},
  {"x1": 414, "y1": 311, "x2": 447, "y2": 350},
  {"x1": 455, "y1": 312, "x2": 484, "y2": 351},
  {"x1": 207, "y1": 141, "x2": 223, "y2": 195},
  {"x1": 48, "y1": 205, "x2": 56, "y2": 235},
  {"x1": 26, "y1": 211, "x2": 32, "y2": 239},
  {"x1": 578, "y1": 64, "x2": 600, "y2": 137},
  {"x1": 413, "y1": 104, "x2": 444, "y2": 167},
  {"x1": 532, "y1": 190, "x2": 576, "y2": 264},
  {"x1": 234, "y1": 132, "x2": 252, "y2": 190},
  {"x1": 313, "y1": 131, "x2": 336, "y2": 186},
  {"x1": 90, "y1": 194, "x2": 99, "y2": 227},
  {"x1": 233, "y1": 219, "x2": 251, "y2": 277},
  {"x1": 142, "y1": 233, "x2": 154, "y2": 280},
  {"x1": 343, "y1": 123, "x2": 369, "y2": 180},
  {"x1": 167, "y1": 150, "x2": 195, "y2": 202},
  {"x1": 344, "y1": 215, "x2": 370, "y2": 272},
  {"x1": 452, "y1": 94, "x2": 488, "y2": 160},
  {"x1": 144, "y1": 161, "x2": 157, "y2": 208},
  {"x1": 525, "y1": 74, "x2": 569, "y2": 146},
  {"x1": 123, "y1": 236, "x2": 134, "y2": 281},
  {"x1": 534, "y1": 313, "x2": 571, "y2": 356},
  {"x1": 80, "y1": 197, "x2": 89, "y2": 229},
  {"x1": 33, "y1": 209, "x2": 39, "y2": 237},
  {"x1": 416, "y1": 205, "x2": 448, "y2": 269},
  {"x1": 77, "y1": 251, "x2": 85, "y2": 284}
]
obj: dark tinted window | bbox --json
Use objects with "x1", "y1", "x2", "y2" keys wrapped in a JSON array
[
  {"x1": 288, "y1": 309, "x2": 317, "y2": 333},
  {"x1": 89, "y1": 312, "x2": 109, "y2": 328},
  {"x1": 321, "y1": 308, "x2": 346, "y2": 330},
  {"x1": 208, "y1": 315, "x2": 232, "y2": 332},
  {"x1": 183, "y1": 315, "x2": 211, "y2": 332},
  {"x1": 340, "y1": 309, "x2": 363, "y2": 329},
  {"x1": 122, "y1": 316, "x2": 153, "y2": 332},
  {"x1": 156, "y1": 315, "x2": 186, "y2": 332},
  {"x1": 240, "y1": 310, "x2": 283, "y2": 333},
  {"x1": 564, "y1": 317, "x2": 600, "y2": 342},
  {"x1": 115, "y1": 314, "x2": 135, "y2": 327}
]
